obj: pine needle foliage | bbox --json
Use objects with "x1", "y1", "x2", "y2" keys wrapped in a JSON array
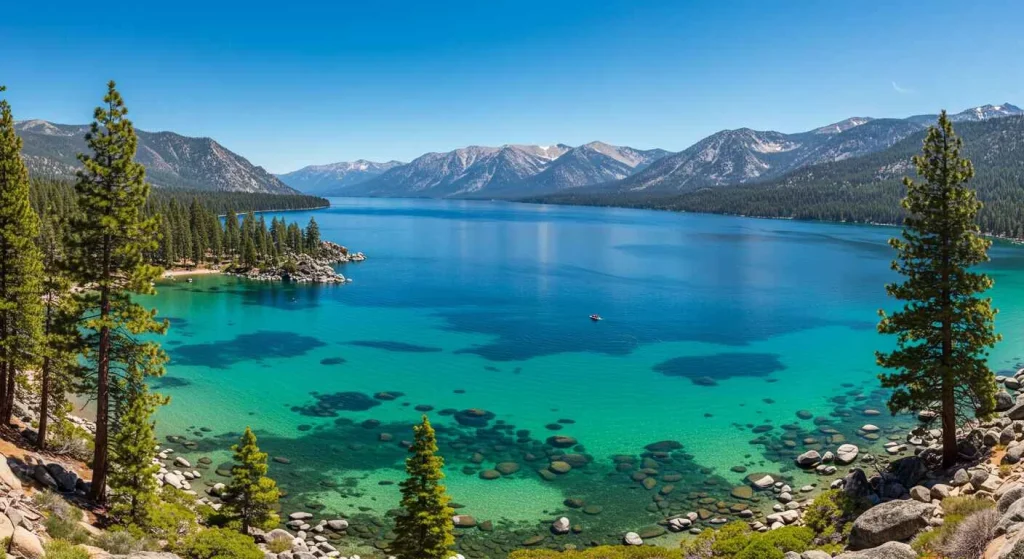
[
  {"x1": 877, "y1": 111, "x2": 1000, "y2": 467},
  {"x1": 0, "y1": 84, "x2": 43, "y2": 425},
  {"x1": 226, "y1": 427, "x2": 280, "y2": 533},
  {"x1": 391, "y1": 415, "x2": 454, "y2": 559},
  {"x1": 69, "y1": 81, "x2": 168, "y2": 502}
]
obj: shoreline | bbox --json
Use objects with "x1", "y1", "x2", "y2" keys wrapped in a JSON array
[
  {"x1": 216, "y1": 203, "x2": 330, "y2": 218},
  {"x1": 162, "y1": 267, "x2": 223, "y2": 278}
]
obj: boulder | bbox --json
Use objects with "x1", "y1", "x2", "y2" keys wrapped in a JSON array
[
  {"x1": 11, "y1": 526, "x2": 45, "y2": 559},
  {"x1": 0, "y1": 513, "x2": 14, "y2": 542},
  {"x1": 889, "y1": 456, "x2": 927, "y2": 489},
  {"x1": 836, "y1": 444, "x2": 860, "y2": 465},
  {"x1": 848, "y1": 500, "x2": 936, "y2": 550},
  {"x1": 835, "y1": 541, "x2": 916, "y2": 559},
  {"x1": 46, "y1": 463, "x2": 80, "y2": 493},
  {"x1": 33, "y1": 464, "x2": 58, "y2": 490},
  {"x1": 1008, "y1": 401, "x2": 1024, "y2": 421},
  {"x1": 909, "y1": 486, "x2": 931, "y2": 503},
  {"x1": 801, "y1": 552, "x2": 832, "y2": 559},
  {"x1": 996, "y1": 391, "x2": 1015, "y2": 412},
  {"x1": 623, "y1": 532, "x2": 642, "y2": 546},
  {"x1": 796, "y1": 450, "x2": 821, "y2": 468},
  {"x1": 952, "y1": 468, "x2": 971, "y2": 486},
  {"x1": 751, "y1": 475, "x2": 775, "y2": 489},
  {"x1": 843, "y1": 469, "x2": 873, "y2": 500},
  {"x1": 551, "y1": 517, "x2": 570, "y2": 535},
  {"x1": 0, "y1": 455, "x2": 22, "y2": 490},
  {"x1": 326, "y1": 519, "x2": 348, "y2": 531},
  {"x1": 174, "y1": 457, "x2": 192, "y2": 468},
  {"x1": 289, "y1": 512, "x2": 313, "y2": 521}
]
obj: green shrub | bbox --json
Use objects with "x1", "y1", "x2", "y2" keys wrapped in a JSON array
[
  {"x1": 43, "y1": 540, "x2": 89, "y2": 559},
  {"x1": 177, "y1": 528, "x2": 264, "y2": 559},
  {"x1": 913, "y1": 496, "x2": 995, "y2": 556},
  {"x1": 34, "y1": 492, "x2": 90, "y2": 545},
  {"x1": 95, "y1": 529, "x2": 145, "y2": 555},
  {"x1": 148, "y1": 498, "x2": 199, "y2": 547},
  {"x1": 734, "y1": 539, "x2": 783, "y2": 559},
  {"x1": 802, "y1": 489, "x2": 866, "y2": 552},
  {"x1": 266, "y1": 538, "x2": 292, "y2": 554},
  {"x1": 677, "y1": 522, "x2": 812, "y2": 558}
]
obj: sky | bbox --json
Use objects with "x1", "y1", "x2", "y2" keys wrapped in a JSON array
[{"x1": 3, "y1": 0, "x2": 1024, "y2": 174}]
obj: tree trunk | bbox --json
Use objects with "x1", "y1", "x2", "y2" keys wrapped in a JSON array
[
  {"x1": 90, "y1": 232, "x2": 112, "y2": 504},
  {"x1": 37, "y1": 356, "x2": 50, "y2": 450},
  {"x1": 941, "y1": 378, "x2": 957, "y2": 467}
]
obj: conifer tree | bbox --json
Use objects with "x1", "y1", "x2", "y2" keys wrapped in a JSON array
[
  {"x1": 391, "y1": 416, "x2": 454, "y2": 559},
  {"x1": 225, "y1": 210, "x2": 240, "y2": 256},
  {"x1": 877, "y1": 111, "x2": 1000, "y2": 468},
  {"x1": 226, "y1": 427, "x2": 280, "y2": 533},
  {"x1": 70, "y1": 81, "x2": 168, "y2": 502},
  {"x1": 0, "y1": 85, "x2": 43, "y2": 425},
  {"x1": 36, "y1": 214, "x2": 83, "y2": 449},
  {"x1": 107, "y1": 370, "x2": 164, "y2": 528},
  {"x1": 305, "y1": 217, "x2": 320, "y2": 256}
]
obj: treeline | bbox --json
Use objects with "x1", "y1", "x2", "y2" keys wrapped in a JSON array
[
  {"x1": 29, "y1": 177, "x2": 326, "y2": 269},
  {"x1": 528, "y1": 116, "x2": 1024, "y2": 239}
]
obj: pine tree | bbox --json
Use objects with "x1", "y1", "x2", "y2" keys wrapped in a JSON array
[
  {"x1": 305, "y1": 217, "x2": 320, "y2": 256},
  {"x1": 36, "y1": 214, "x2": 83, "y2": 449},
  {"x1": 225, "y1": 210, "x2": 240, "y2": 256},
  {"x1": 226, "y1": 427, "x2": 280, "y2": 533},
  {"x1": 877, "y1": 111, "x2": 1000, "y2": 468},
  {"x1": 0, "y1": 85, "x2": 43, "y2": 425},
  {"x1": 70, "y1": 81, "x2": 169, "y2": 502},
  {"x1": 107, "y1": 370, "x2": 164, "y2": 528},
  {"x1": 391, "y1": 416, "x2": 454, "y2": 559}
]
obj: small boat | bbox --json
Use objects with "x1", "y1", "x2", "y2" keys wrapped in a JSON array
[
  {"x1": 589, "y1": 314, "x2": 602, "y2": 321},
  {"x1": 186, "y1": 278, "x2": 193, "y2": 283}
]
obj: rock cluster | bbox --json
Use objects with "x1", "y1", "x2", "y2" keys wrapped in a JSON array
[{"x1": 230, "y1": 241, "x2": 365, "y2": 284}]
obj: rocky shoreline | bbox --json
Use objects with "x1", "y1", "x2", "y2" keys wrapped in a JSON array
[{"x1": 226, "y1": 241, "x2": 366, "y2": 284}]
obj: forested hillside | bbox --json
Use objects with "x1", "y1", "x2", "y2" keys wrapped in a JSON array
[
  {"x1": 529, "y1": 116, "x2": 1024, "y2": 239},
  {"x1": 29, "y1": 178, "x2": 330, "y2": 268}
]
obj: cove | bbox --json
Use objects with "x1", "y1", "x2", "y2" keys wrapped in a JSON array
[{"x1": 143, "y1": 198, "x2": 1024, "y2": 552}]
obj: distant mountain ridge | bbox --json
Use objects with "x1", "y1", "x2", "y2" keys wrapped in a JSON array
[
  {"x1": 615, "y1": 103, "x2": 1022, "y2": 194},
  {"x1": 16, "y1": 120, "x2": 298, "y2": 194},
  {"x1": 285, "y1": 102, "x2": 1020, "y2": 200},
  {"x1": 277, "y1": 159, "x2": 404, "y2": 195}
]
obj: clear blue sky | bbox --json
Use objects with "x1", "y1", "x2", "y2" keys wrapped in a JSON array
[{"x1": 3, "y1": 0, "x2": 1023, "y2": 174}]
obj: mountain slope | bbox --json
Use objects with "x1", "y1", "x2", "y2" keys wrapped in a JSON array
[
  {"x1": 16, "y1": 120, "x2": 297, "y2": 194},
  {"x1": 597, "y1": 103, "x2": 1021, "y2": 195},
  {"x1": 277, "y1": 160, "x2": 404, "y2": 195},
  {"x1": 348, "y1": 144, "x2": 571, "y2": 197},
  {"x1": 497, "y1": 142, "x2": 669, "y2": 196},
  {"x1": 532, "y1": 116, "x2": 1024, "y2": 239}
]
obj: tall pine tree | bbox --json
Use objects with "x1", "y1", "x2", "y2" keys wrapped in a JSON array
[
  {"x1": 107, "y1": 370, "x2": 164, "y2": 528},
  {"x1": 877, "y1": 111, "x2": 1000, "y2": 468},
  {"x1": 36, "y1": 213, "x2": 83, "y2": 449},
  {"x1": 305, "y1": 217, "x2": 320, "y2": 256},
  {"x1": 391, "y1": 416, "x2": 454, "y2": 559},
  {"x1": 0, "y1": 85, "x2": 43, "y2": 425},
  {"x1": 226, "y1": 427, "x2": 280, "y2": 533},
  {"x1": 70, "y1": 81, "x2": 168, "y2": 502}
]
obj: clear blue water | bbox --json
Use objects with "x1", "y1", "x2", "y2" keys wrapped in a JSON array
[{"x1": 144, "y1": 198, "x2": 1024, "y2": 553}]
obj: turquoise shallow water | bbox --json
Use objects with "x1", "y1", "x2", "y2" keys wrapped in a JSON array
[{"x1": 143, "y1": 198, "x2": 1024, "y2": 553}]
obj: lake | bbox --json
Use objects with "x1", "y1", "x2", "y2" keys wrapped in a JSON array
[{"x1": 144, "y1": 198, "x2": 1024, "y2": 554}]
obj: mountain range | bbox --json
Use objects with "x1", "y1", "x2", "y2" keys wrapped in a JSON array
[
  {"x1": 278, "y1": 103, "x2": 1022, "y2": 199},
  {"x1": 276, "y1": 159, "x2": 404, "y2": 195},
  {"x1": 15, "y1": 120, "x2": 297, "y2": 194}
]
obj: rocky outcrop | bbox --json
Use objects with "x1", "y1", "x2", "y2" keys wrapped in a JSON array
[
  {"x1": 848, "y1": 499, "x2": 936, "y2": 550},
  {"x1": 834, "y1": 541, "x2": 916, "y2": 559},
  {"x1": 229, "y1": 241, "x2": 365, "y2": 284}
]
